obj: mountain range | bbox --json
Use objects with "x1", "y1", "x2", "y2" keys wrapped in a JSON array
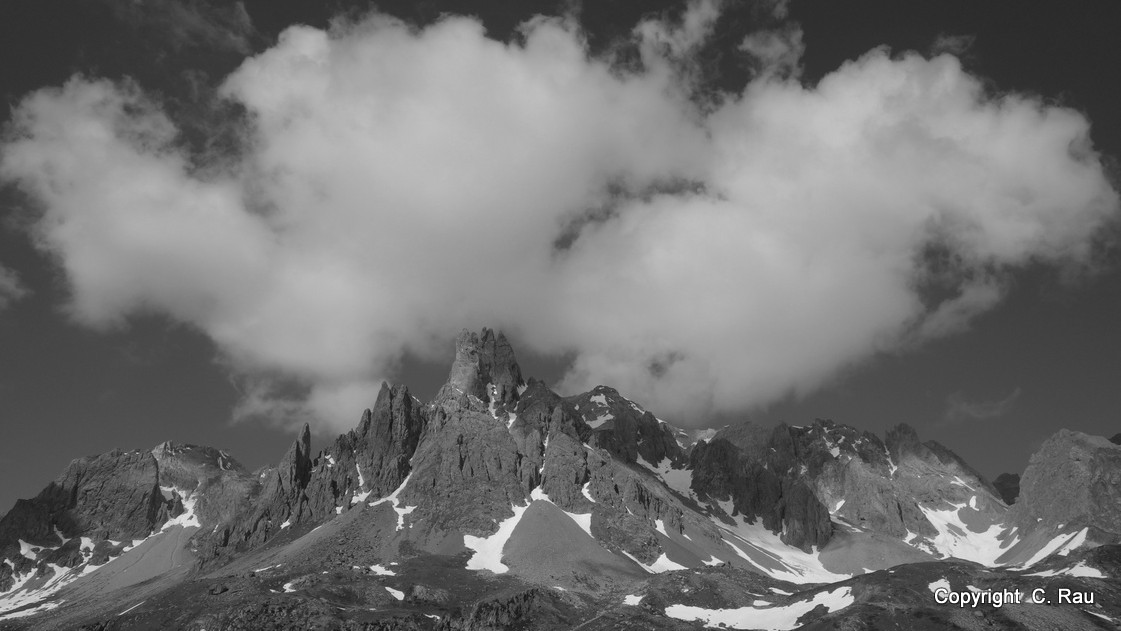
[{"x1": 1, "y1": 328, "x2": 1118, "y2": 630}]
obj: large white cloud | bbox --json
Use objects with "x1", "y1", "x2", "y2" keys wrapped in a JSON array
[{"x1": 1, "y1": 7, "x2": 1116, "y2": 431}]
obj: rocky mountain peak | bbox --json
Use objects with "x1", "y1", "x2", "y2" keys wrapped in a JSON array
[
  {"x1": 441, "y1": 327, "x2": 524, "y2": 407},
  {"x1": 884, "y1": 423, "x2": 924, "y2": 463},
  {"x1": 1013, "y1": 429, "x2": 1121, "y2": 535},
  {"x1": 151, "y1": 441, "x2": 250, "y2": 491},
  {"x1": 279, "y1": 424, "x2": 313, "y2": 496}
]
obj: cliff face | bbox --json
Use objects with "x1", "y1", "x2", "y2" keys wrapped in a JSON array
[
  {"x1": 567, "y1": 385, "x2": 683, "y2": 467},
  {"x1": 1013, "y1": 430, "x2": 1121, "y2": 537},
  {"x1": 441, "y1": 328, "x2": 524, "y2": 407},
  {"x1": 204, "y1": 382, "x2": 431, "y2": 557},
  {"x1": 690, "y1": 436, "x2": 832, "y2": 552},
  {"x1": 0, "y1": 446, "x2": 234, "y2": 592}
]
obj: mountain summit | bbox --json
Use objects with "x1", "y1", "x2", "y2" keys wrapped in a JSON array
[{"x1": 1, "y1": 329, "x2": 1119, "y2": 629}]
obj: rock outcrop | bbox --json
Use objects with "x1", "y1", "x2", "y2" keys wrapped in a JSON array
[
  {"x1": 0, "y1": 448, "x2": 210, "y2": 591},
  {"x1": 203, "y1": 383, "x2": 431, "y2": 558},
  {"x1": 690, "y1": 436, "x2": 832, "y2": 552},
  {"x1": 1013, "y1": 430, "x2": 1121, "y2": 536},
  {"x1": 441, "y1": 328, "x2": 524, "y2": 406},
  {"x1": 0, "y1": 450, "x2": 167, "y2": 558},
  {"x1": 151, "y1": 442, "x2": 257, "y2": 529},
  {"x1": 567, "y1": 386, "x2": 683, "y2": 466}
]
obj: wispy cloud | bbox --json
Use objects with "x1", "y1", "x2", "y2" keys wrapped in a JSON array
[
  {"x1": 1, "y1": 5, "x2": 1117, "y2": 431},
  {"x1": 0, "y1": 265, "x2": 27, "y2": 311},
  {"x1": 944, "y1": 387, "x2": 1023, "y2": 423},
  {"x1": 101, "y1": 0, "x2": 258, "y2": 55},
  {"x1": 930, "y1": 33, "x2": 976, "y2": 57}
]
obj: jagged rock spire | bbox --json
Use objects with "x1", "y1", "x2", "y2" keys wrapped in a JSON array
[{"x1": 442, "y1": 327, "x2": 524, "y2": 405}]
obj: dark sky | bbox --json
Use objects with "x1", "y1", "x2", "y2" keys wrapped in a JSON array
[{"x1": 0, "y1": 0, "x2": 1118, "y2": 514}]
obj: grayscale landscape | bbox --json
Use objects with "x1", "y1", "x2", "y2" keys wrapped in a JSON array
[{"x1": 0, "y1": 1, "x2": 1119, "y2": 629}]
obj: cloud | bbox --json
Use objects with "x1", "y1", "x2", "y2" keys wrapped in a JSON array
[
  {"x1": 0, "y1": 265, "x2": 27, "y2": 310},
  {"x1": 931, "y1": 33, "x2": 976, "y2": 57},
  {"x1": 102, "y1": 0, "x2": 257, "y2": 55},
  {"x1": 944, "y1": 387, "x2": 1022, "y2": 423},
  {"x1": 740, "y1": 24, "x2": 805, "y2": 79},
  {"x1": 1, "y1": 9, "x2": 1117, "y2": 431}
]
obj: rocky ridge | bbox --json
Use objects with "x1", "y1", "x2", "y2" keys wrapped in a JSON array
[{"x1": 1, "y1": 328, "x2": 1119, "y2": 630}]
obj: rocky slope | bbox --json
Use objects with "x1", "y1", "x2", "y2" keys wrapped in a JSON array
[{"x1": 1, "y1": 328, "x2": 1119, "y2": 630}]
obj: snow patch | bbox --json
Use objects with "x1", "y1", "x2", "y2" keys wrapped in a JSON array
[
  {"x1": 587, "y1": 413, "x2": 614, "y2": 429},
  {"x1": 916, "y1": 501, "x2": 1007, "y2": 565},
  {"x1": 1017, "y1": 528, "x2": 1088, "y2": 568},
  {"x1": 463, "y1": 503, "x2": 530, "y2": 573},
  {"x1": 17, "y1": 541, "x2": 39, "y2": 561},
  {"x1": 0, "y1": 601, "x2": 61, "y2": 621},
  {"x1": 369, "y1": 564, "x2": 396, "y2": 576},
  {"x1": 622, "y1": 551, "x2": 687, "y2": 574},
  {"x1": 352, "y1": 464, "x2": 371, "y2": 503},
  {"x1": 1056, "y1": 527, "x2": 1088, "y2": 556},
  {"x1": 368, "y1": 473, "x2": 417, "y2": 531},
  {"x1": 623, "y1": 594, "x2": 642, "y2": 605},
  {"x1": 714, "y1": 515, "x2": 850, "y2": 584},
  {"x1": 638, "y1": 456, "x2": 694, "y2": 498},
  {"x1": 655, "y1": 519, "x2": 668, "y2": 536},
  {"x1": 529, "y1": 487, "x2": 593, "y2": 537},
  {"x1": 928, "y1": 578, "x2": 951, "y2": 595},
  {"x1": 665, "y1": 586, "x2": 855, "y2": 630},
  {"x1": 384, "y1": 587, "x2": 404, "y2": 600},
  {"x1": 118, "y1": 600, "x2": 145, "y2": 616},
  {"x1": 581, "y1": 482, "x2": 596, "y2": 503},
  {"x1": 159, "y1": 487, "x2": 202, "y2": 530},
  {"x1": 1025, "y1": 560, "x2": 1105, "y2": 578}
]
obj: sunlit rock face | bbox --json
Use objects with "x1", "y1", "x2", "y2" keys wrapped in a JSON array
[{"x1": 1013, "y1": 430, "x2": 1121, "y2": 537}]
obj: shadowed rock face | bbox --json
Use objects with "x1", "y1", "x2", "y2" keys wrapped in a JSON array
[
  {"x1": 994, "y1": 472, "x2": 1020, "y2": 505},
  {"x1": 151, "y1": 442, "x2": 257, "y2": 531},
  {"x1": 0, "y1": 451, "x2": 167, "y2": 555},
  {"x1": 0, "y1": 449, "x2": 187, "y2": 591},
  {"x1": 223, "y1": 424, "x2": 315, "y2": 550},
  {"x1": 688, "y1": 419, "x2": 1015, "y2": 549},
  {"x1": 1013, "y1": 430, "x2": 1121, "y2": 535},
  {"x1": 566, "y1": 386, "x2": 683, "y2": 466},
  {"x1": 689, "y1": 437, "x2": 832, "y2": 552},
  {"x1": 203, "y1": 383, "x2": 431, "y2": 558}
]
